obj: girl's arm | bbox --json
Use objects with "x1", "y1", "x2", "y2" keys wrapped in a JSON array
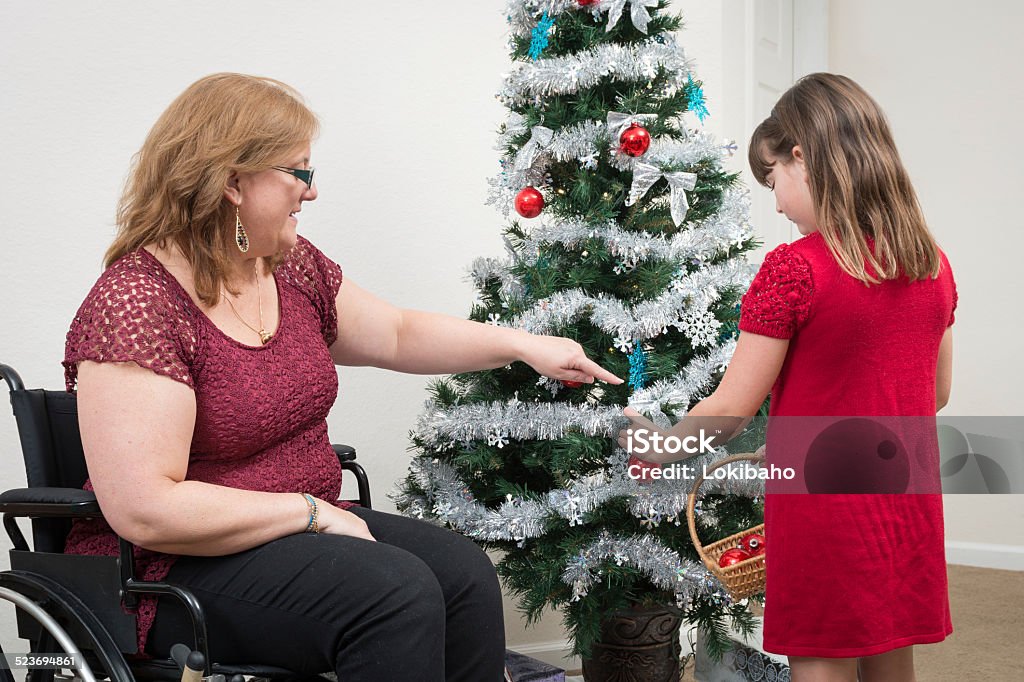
[
  {"x1": 936, "y1": 327, "x2": 953, "y2": 411},
  {"x1": 617, "y1": 332, "x2": 789, "y2": 464},
  {"x1": 330, "y1": 278, "x2": 622, "y2": 385}
]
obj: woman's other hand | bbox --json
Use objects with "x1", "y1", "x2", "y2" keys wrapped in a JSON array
[
  {"x1": 519, "y1": 334, "x2": 623, "y2": 386},
  {"x1": 317, "y1": 503, "x2": 377, "y2": 542}
]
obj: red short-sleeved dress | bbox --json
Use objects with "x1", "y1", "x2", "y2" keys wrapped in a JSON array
[
  {"x1": 62, "y1": 235, "x2": 355, "y2": 653},
  {"x1": 738, "y1": 231, "x2": 956, "y2": 658}
]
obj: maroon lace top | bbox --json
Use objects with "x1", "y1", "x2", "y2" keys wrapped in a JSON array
[{"x1": 63, "y1": 235, "x2": 353, "y2": 653}]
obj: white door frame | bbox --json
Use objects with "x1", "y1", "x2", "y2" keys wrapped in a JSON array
[{"x1": 721, "y1": 0, "x2": 829, "y2": 255}]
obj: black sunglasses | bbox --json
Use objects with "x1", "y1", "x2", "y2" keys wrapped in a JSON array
[{"x1": 272, "y1": 166, "x2": 315, "y2": 189}]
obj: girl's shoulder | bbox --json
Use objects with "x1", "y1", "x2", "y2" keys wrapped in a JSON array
[{"x1": 787, "y1": 231, "x2": 832, "y2": 264}]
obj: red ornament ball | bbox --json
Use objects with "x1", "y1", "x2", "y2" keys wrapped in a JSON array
[
  {"x1": 628, "y1": 455, "x2": 659, "y2": 484},
  {"x1": 577, "y1": 0, "x2": 598, "y2": 6},
  {"x1": 718, "y1": 547, "x2": 752, "y2": 568},
  {"x1": 740, "y1": 533, "x2": 766, "y2": 556},
  {"x1": 562, "y1": 380, "x2": 584, "y2": 388},
  {"x1": 619, "y1": 123, "x2": 651, "y2": 157},
  {"x1": 514, "y1": 187, "x2": 544, "y2": 218}
]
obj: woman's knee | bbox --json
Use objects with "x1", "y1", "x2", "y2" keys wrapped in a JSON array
[
  {"x1": 368, "y1": 551, "x2": 446, "y2": 620},
  {"x1": 443, "y1": 536, "x2": 502, "y2": 601}
]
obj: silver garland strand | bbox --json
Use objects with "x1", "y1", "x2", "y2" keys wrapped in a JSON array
[
  {"x1": 398, "y1": 457, "x2": 550, "y2": 543},
  {"x1": 607, "y1": 129, "x2": 724, "y2": 173},
  {"x1": 498, "y1": 36, "x2": 691, "y2": 106},
  {"x1": 393, "y1": 442, "x2": 762, "y2": 544},
  {"x1": 628, "y1": 341, "x2": 735, "y2": 419},
  {"x1": 507, "y1": 258, "x2": 753, "y2": 340},
  {"x1": 506, "y1": 1, "x2": 662, "y2": 38},
  {"x1": 519, "y1": 193, "x2": 752, "y2": 265},
  {"x1": 394, "y1": 466, "x2": 733, "y2": 605},
  {"x1": 506, "y1": 0, "x2": 587, "y2": 36},
  {"x1": 414, "y1": 342, "x2": 735, "y2": 448},
  {"x1": 472, "y1": 189, "x2": 753, "y2": 298},
  {"x1": 563, "y1": 530, "x2": 726, "y2": 605},
  {"x1": 415, "y1": 398, "x2": 622, "y2": 447}
]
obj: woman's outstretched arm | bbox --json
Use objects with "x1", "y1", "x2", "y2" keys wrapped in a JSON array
[{"x1": 330, "y1": 278, "x2": 622, "y2": 385}]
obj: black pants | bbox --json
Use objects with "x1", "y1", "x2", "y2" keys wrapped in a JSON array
[{"x1": 147, "y1": 506, "x2": 506, "y2": 681}]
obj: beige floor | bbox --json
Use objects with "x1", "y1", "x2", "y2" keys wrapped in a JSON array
[{"x1": 565, "y1": 564, "x2": 1024, "y2": 681}]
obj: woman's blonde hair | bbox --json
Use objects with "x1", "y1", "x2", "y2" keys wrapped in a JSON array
[
  {"x1": 748, "y1": 73, "x2": 940, "y2": 284},
  {"x1": 105, "y1": 73, "x2": 319, "y2": 304}
]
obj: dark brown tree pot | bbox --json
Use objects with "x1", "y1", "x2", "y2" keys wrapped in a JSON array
[{"x1": 581, "y1": 604, "x2": 683, "y2": 682}]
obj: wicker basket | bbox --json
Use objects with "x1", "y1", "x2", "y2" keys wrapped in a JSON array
[{"x1": 686, "y1": 453, "x2": 766, "y2": 600}]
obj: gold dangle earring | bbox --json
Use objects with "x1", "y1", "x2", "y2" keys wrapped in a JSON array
[{"x1": 235, "y1": 206, "x2": 250, "y2": 253}]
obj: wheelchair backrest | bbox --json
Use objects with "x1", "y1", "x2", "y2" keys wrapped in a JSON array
[{"x1": 9, "y1": 388, "x2": 90, "y2": 552}]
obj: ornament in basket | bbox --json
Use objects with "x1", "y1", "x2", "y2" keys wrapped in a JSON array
[{"x1": 686, "y1": 453, "x2": 766, "y2": 600}]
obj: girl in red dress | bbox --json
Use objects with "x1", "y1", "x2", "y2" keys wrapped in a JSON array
[{"x1": 619, "y1": 73, "x2": 955, "y2": 681}]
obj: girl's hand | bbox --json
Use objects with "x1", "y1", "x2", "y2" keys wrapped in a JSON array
[
  {"x1": 617, "y1": 407, "x2": 668, "y2": 461},
  {"x1": 519, "y1": 334, "x2": 623, "y2": 385},
  {"x1": 316, "y1": 502, "x2": 377, "y2": 542}
]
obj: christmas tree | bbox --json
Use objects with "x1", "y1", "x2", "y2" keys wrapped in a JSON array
[{"x1": 394, "y1": 0, "x2": 766, "y2": 660}]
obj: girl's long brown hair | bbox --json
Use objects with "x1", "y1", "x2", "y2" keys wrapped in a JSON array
[
  {"x1": 105, "y1": 73, "x2": 319, "y2": 305},
  {"x1": 749, "y1": 73, "x2": 940, "y2": 284}
]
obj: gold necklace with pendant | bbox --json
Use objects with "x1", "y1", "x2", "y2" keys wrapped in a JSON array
[{"x1": 223, "y1": 260, "x2": 273, "y2": 344}]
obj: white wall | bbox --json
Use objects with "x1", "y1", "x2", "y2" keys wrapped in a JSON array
[
  {"x1": 1, "y1": 0, "x2": 1021, "y2": 667},
  {"x1": 828, "y1": 0, "x2": 1024, "y2": 560}
]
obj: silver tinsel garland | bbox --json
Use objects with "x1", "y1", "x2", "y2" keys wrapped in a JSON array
[
  {"x1": 506, "y1": 1, "x2": 664, "y2": 40},
  {"x1": 498, "y1": 36, "x2": 691, "y2": 106},
  {"x1": 394, "y1": 442, "x2": 763, "y2": 544},
  {"x1": 416, "y1": 398, "x2": 622, "y2": 446},
  {"x1": 414, "y1": 341, "x2": 734, "y2": 448},
  {"x1": 521, "y1": 196, "x2": 752, "y2": 265},
  {"x1": 506, "y1": 258, "x2": 753, "y2": 340},
  {"x1": 471, "y1": 259, "x2": 750, "y2": 341},
  {"x1": 506, "y1": 0, "x2": 593, "y2": 36},
  {"x1": 472, "y1": 189, "x2": 753, "y2": 301},
  {"x1": 628, "y1": 340, "x2": 734, "y2": 425},
  {"x1": 563, "y1": 530, "x2": 726, "y2": 605},
  {"x1": 394, "y1": 460, "x2": 734, "y2": 604}
]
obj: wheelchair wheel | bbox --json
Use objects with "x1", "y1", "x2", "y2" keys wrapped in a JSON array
[{"x1": 0, "y1": 571, "x2": 135, "y2": 682}]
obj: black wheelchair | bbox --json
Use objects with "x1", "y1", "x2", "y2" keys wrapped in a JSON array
[{"x1": 0, "y1": 362, "x2": 372, "y2": 682}]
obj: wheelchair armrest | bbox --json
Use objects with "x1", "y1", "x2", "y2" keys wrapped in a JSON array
[
  {"x1": 332, "y1": 443, "x2": 357, "y2": 463},
  {"x1": 0, "y1": 487, "x2": 101, "y2": 517}
]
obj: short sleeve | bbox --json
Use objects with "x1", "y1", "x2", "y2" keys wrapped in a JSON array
[
  {"x1": 279, "y1": 236, "x2": 344, "y2": 347},
  {"x1": 739, "y1": 243, "x2": 814, "y2": 339},
  {"x1": 944, "y1": 253, "x2": 957, "y2": 327},
  {"x1": 63, "y1": 255, "x2": 198, "y2": 392}
]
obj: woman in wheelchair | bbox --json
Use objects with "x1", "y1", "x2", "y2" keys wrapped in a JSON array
[{"x1": 61, "y1": 73, "x2": 622, "y2": 682}]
